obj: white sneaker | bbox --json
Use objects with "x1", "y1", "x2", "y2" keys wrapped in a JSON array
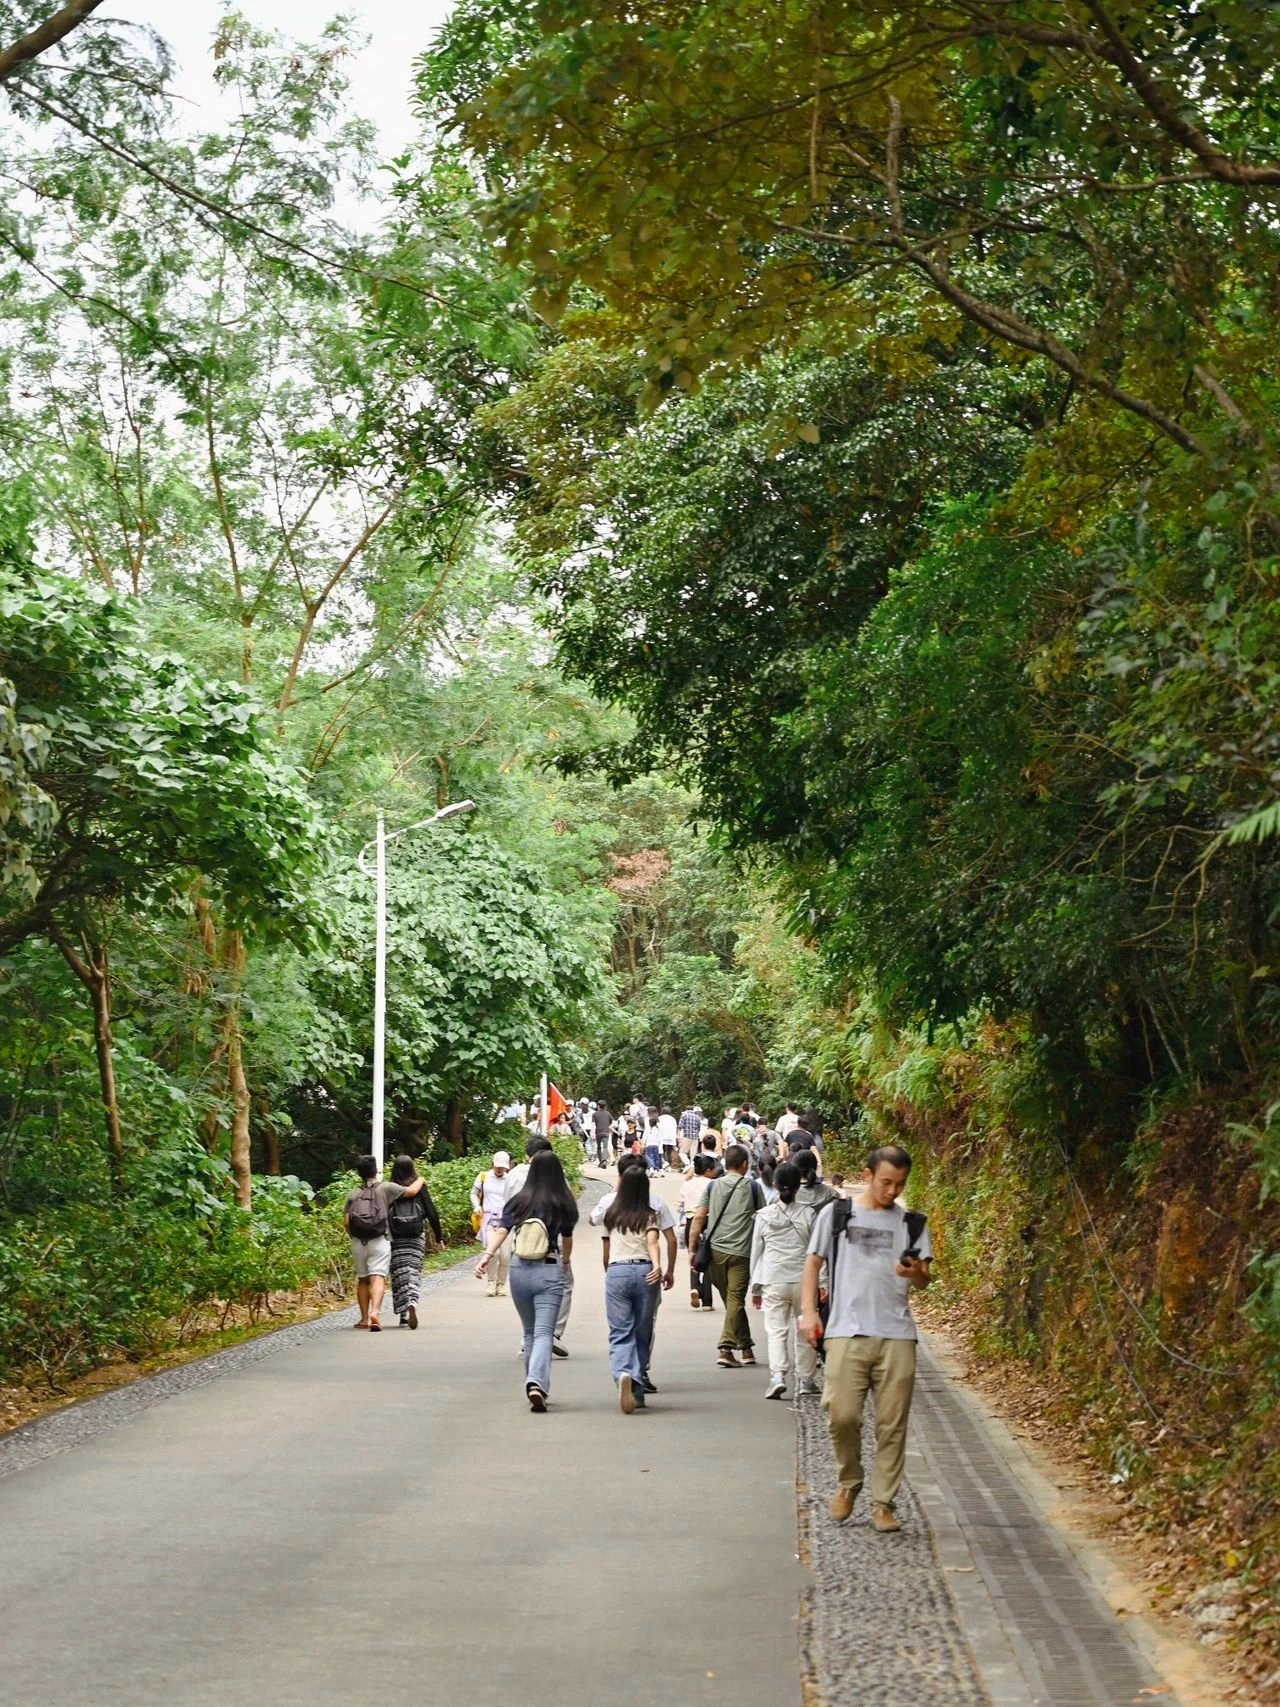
[
  {"x1": 765, "y1": 1377, "x2": 787, "y2": 1400},
  {"x1": 796, "y1": 1378, "x2": 823, "y2": 1398}
]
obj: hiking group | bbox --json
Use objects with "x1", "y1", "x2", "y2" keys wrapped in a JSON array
[{"x1": 344, "y1": 1099, "x2": 932, "y2": 1533}]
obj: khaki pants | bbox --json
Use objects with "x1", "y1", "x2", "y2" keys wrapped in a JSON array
[
  {"x1": 710, "y1": 1249, "x2": 753, "y2": 1351},
  {"x1": 762, "y1": 1281, "x2": 817, "y2": 1383},
  {"x1": 555, "y1": 1259, "x2": 573, "y2": 1340},
  {"x1": 823, "y1": 1335, "x2": 917, "y2": 1508},
  {"x1": 488, "y1": 1239, "x2": 511, "y2": 1294}
]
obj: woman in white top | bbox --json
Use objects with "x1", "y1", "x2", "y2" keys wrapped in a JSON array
[
  {"x1": 470, "y1": 1152, "x2": 512, "y2": 1296},
  {"x1": 749, "y1": 1161, "x2": 819, "y2": 1400},
  {"x1": 601, "y1": 1165, "x2": 661, "y2": 1414}
]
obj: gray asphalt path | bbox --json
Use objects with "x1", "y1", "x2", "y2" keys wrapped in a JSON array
[{"x1": 0, "y1": 1169, "x2": 802, "y2": 1707}]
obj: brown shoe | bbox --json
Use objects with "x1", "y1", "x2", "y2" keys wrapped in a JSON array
[
  {"x1": 872, "y1": 1503, "x2": 901, "y2": 1533},
  {"x1": 828, "y1": 1486, "x2": 857, "y2": 1524},
  {"x1": 620, "y1": 1374, "x2": 637, "y2": 1414},
  {"x1": 717, "y1": 1349, "x2": 740, "y2": 1368},
  {"x1": 740, "y1": 1348, "x2": 756, "y2": 1366}
]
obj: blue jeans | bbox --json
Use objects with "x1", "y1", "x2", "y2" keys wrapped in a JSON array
[
  {"x1": 640, "y1": 1269, "x2": 662, "y2": 1376},
  {"x1": 509, "y1": 1255, "x2": 565, "y2": 1397},
  {"x1": 645, "y1": 1144, "x2": 662, "y2": 1172},
  {"x1": 606, "y1": 1262, "x2": 654, "y2": 1385}
]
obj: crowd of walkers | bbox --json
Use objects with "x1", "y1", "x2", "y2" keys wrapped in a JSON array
[{"x1": 344, "y1": 1095, "x2": 933, "y2": 1534}]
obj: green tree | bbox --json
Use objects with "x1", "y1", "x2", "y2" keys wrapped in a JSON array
[
  {"x1": 439, "y1": 0, "x2": 1280, "y2": 485},
  {"x1": 304, "y1": 831, "x2": 608, "y2": 1156},
  {"x1": 0, "y1": 563, "x2": 324, "y2": 1194}
]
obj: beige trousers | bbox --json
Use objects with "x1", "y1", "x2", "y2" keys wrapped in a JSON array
[
  {"x1": 822, "y1": 1335, "x2": 917, "y2": 1507},
  {"x1": 488, "y1": 1240, "x2": 512, "y2": 1293},
  {"x1": 762, "y1": 1282, "x2": 818, "y2": 1383}
]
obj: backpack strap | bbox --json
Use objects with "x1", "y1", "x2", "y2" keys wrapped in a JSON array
[
  {"x1": 705, "y1": 1173, "x2": 746, "y2": 1247},
  {"x1": 824, "y1": 1196, "x2": 854, "y2": 1316}
]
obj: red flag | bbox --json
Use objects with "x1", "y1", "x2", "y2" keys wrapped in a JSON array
[{"x1": 547, "y1": 1082, "x2": 571, "y2": 1124}]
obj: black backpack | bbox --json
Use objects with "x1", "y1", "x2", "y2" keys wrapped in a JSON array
[
  {"x1": 817, "y1": 1200, "x2": 927, "y2": 1359},
  {"x1": 827, "y1": 1197, "x2": 926, "y2": 1276},
  {"x1": 347, "y1": 1182, "x2": 388, "y2": 1241},
  {"x1": 388, "y1": 1192, "x2": 427, "y2": 1241}
]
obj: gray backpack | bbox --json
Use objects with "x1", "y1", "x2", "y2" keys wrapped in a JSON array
[{"x1": 347, "y1": 1183, "x2": 388, "y2": 1241}]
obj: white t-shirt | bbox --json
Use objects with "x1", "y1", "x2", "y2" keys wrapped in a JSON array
[
  {"x1": 676, "y1": 1176, "x2": 711, "y2": 1217},
  {"x1": 503, "y1": 1162, "x2": 529, "y2": 1199},
  {"x1": 602, "y1": 1216, "x2": 659, "y2": 1265},
  {"x1": 778, "y1": 1111, "x2": 800, "y2": 1136},
  {"x1": 807, "y1": 1200, "x2": 932, "y2": 1341},
  {"x1": 656, "y1": 1113, "x2": 679, "y2": 1147},
  {"x1": 629, "y1": 1100, "x2": 650, "y2": 1134},
  {"x1": 590, "y1": 1187, "x2": 676, "y2": 1231}
]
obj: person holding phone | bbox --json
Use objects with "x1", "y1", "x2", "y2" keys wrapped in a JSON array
[{"x1": 799, "y1": 1145, "x2": 932, "y2": 1533}]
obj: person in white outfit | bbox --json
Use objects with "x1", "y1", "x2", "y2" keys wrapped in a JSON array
[
  {"x1": 655, "y1": 1107, "x2": 679, "y2": 1171},
  {"x1": 471, "y1": 1151, "x2": 512, "y2": 1295},
  {"x1": 749, "y1": 1160, "x2": 819, "y2": 1400}
]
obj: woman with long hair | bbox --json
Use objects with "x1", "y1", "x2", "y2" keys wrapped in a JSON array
[
  {"x1": 476, "y1": 1149, "x2": 578, "y2": 1412},
  {"x1": 601, "y1": 1165, "x2": 662, "y2": 1413},
  {"x1": 387, "y1": 1155, "x2": 443, "y2": 1329},
  {"x1": 749, "y1": 1160, "x2": 820, "y2": 1401}
]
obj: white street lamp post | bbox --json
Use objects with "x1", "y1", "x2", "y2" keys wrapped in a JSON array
[{"x1": 358, "y1": 800, "x2": 476, "y2": 1168}]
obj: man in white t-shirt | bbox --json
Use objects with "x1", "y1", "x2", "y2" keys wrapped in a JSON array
[
  {"x1": 777, "y1": 1103, "x2": 800, "y2": 1137},
  {"x1": 592, "y1": 1154, "x2": 676, "y2": 1389},
  {"x1": 800, "y1": 1144, "x2": 932, "y2": 1533},
  {"x1": 656, "y1": 1107, "x2": 679, "y2": 1170}
]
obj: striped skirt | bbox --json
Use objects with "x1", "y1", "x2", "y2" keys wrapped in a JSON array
[{"x1": 390, "y1": 1236, "x2": 426, "y2": 1315}]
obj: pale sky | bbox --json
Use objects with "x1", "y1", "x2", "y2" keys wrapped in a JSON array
[{"x1": 112, "y1": 2, "x2": 457, "y2": 161}]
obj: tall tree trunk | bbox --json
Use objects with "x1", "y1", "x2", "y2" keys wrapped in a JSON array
[
  {"x1": 52, "y1": 928, "x2": 126, "y2": 1195},
  {"x1": 222, "y1": 929, "x2": 252, "y2": 1208},
  {"x1": 445, "y1": 1098, "x2": 465, "y2": 1156},
  {"x1": 260, "y1": 1113, "x2": 282, "y2": 1176}
]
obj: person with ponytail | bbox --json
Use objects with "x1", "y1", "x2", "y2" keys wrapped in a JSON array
[{"x1": 749, "y1": 1160, "x2": 820, "y2": 1400}]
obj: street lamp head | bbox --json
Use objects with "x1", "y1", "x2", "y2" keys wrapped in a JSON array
[{"x1": 436, "y1": 799, "x2": 476, "y2": 821}]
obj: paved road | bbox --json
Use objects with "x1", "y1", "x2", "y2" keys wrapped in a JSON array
[
  {"x1": 0, "y1": 1172, "x2": 802, "y2": 1707},
  {"x1": 0, "y1": 1165, "x2": 1189, "y2": 1707}
]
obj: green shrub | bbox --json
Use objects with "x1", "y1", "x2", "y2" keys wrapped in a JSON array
[{"x1": 0, "y1": 1132, "x2": 588, "y2": 1386}]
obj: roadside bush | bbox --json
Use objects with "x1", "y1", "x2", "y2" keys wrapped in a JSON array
[
  {"x1": 0, "y1": 1179, "x2": 346, "y2": 1386},
  {"x1": 0, "y1": 1133, "x2": 587, "y2": 1388},
  {"x1": 0, "y1": 1207, "x2": 204, "y2": 1384}
]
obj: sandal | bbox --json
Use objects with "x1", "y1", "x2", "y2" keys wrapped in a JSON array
[{"x1": 527, "y1": 1385, "x2": 547, "y2": 1413}]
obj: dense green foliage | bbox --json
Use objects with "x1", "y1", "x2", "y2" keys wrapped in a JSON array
[
  {"x1": 427, "y1": 0, "x2": 1280, "y2": 1113},
  {"x1": 0, "y1": 10, "x2": 615, "y2": 1385}
]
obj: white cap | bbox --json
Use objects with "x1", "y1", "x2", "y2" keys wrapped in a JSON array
[{"x1": 493, "y1": 1151, "x2": 511, "y2": 1169}]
